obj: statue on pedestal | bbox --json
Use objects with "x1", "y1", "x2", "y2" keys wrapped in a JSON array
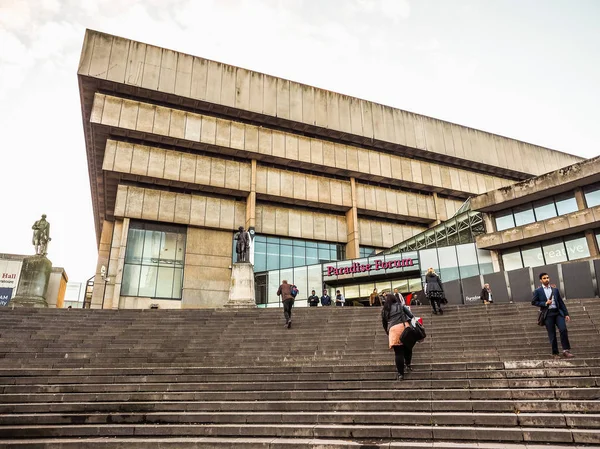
[
  {"x1": 234, "y1": 226, "x2": 250, "y2": 263},
  {"x1": 32, "y1": 214, "x2": 51, "y2": 256}
]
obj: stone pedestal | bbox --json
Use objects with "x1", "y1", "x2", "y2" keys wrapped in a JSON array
[
  {"x1": 11, "y1": 255, "x2": 52, "y2": 308},
  {"x1": 224, "y1": 263, "x2": 256, "y2": 308}
]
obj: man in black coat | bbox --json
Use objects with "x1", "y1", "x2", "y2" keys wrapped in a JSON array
[{"x1": 531, "y1": 272, "x2": 573, "y2": 358}]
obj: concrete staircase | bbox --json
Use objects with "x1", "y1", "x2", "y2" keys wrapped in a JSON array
[{"x1": 0, "y1": 299, "x2": 599, "y2": 448}]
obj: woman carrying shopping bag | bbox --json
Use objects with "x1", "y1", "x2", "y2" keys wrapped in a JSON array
[{"x1": 381, "y1": 293, "x2": 415, "y2": 381}]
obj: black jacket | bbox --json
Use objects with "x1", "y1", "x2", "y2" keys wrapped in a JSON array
[
  {"x1": 425, "y1": 273, "x2": 444, "y2": 294},
  {"x1": 308, "y1": 295, "x2": 319, "y2": 306},
  {"x1": 381, "y1": 302, "x2": 414, "y2": 334},
  {"x1": 480, "y1": 288, "x2": 491, "y2": 302}
]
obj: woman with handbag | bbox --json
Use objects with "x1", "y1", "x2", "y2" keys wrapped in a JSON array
[
  {"x1": 381, "y1": 293, "x2": 415, "y2": 380},
  {"x1": 425, "y1": 267, "x2": 445, "y2": 314}
]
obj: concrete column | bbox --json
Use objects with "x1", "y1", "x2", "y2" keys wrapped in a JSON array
[
  {"x1": 430, "y1": 193, "x2": 442, "y2": 227},
  {"x1": 482, "y1": 213, "x2": 496, "y2": 233},
  {"x1": 246, "y1": 159, "x2": 257, "y2": 229},
  {"x1": 90, "y1": 220, "x2": 114, "y2": 309},
  {"x1": 345, "y1": 177, "x2": 360, "y2": 259},
  {"x1": 574, "y1": 188, "x2": 587, "y2": 210},
  {"x1": 490, "y1": 250, "x2": 503, "y2": 273},
  {"x1": 585, "y1": 230, "x2": 599, "y2": 257},
  {"x1": 109, "y1": 218, "x2": 130, "y2": 310}
]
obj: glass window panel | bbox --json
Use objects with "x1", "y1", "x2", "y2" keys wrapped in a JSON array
[
  {"x1": 502, "y1": 249, "x2": 523, "y2": 271},
  {"x1": 408, "y1": 278, "x2": 422, "y2": 293},
  {"x1": 280, "y1": 238, "x2": 293, "y2": 246},
  {"x1": 138, "y1": 265, "x2": 158, "y2": 297},
  {"x1": 293, "y1": 246, "x2": 305, "y2": 267},
  {"x1": 495, "y1": 212, "x2": 515, "y2": 231},
  {"x1": 521, "y1": 244, "x2": 544, "y2": 268},
  {"x1": 438, "y1": 246, "x2": 458, "y2": 269},
  {"x1": 121, "y1": 264, "x2": 141, "y2": 296},
  {"x1": 305, "y1": 247, "x2": 319, "y2": 265},
  {"x1": 293, "y1": 266, "x2": 307, "y2": 300},
  {"x1": 555, "y1": 194, "x2": 578, "y2": 216},
  {"x1": 456, "y1": 244, "x2": 479, "y2": 278},
  {"x1": 307, "y1": 265, "x2": 322, "y2": 297},
  {"x1": 318, "y1": 242, "x2": 330, "y2": 249},
  {"x1": 266, "y1": 243, "x2": 279, "y2": 270},
  {"x1": 305, "y1": 241, "x2": 318, "y2": 249},
  {"x1": 318, "y1": 247, "x2": 330, "y2": 262},
  {"x1": 392, "y1": 279, "x2": 409, "y2": 293},
  {"x1": 476, "y1": 249, "x2": 494, "y2": 275},
  {"x1": 142, "y1": 230, "x2": 162, "y2": 265},
  {"x1": 268, "y1": 270, "x2": 280, "y2": 304},
  {"x1": 564, "y1": 235, "x2": 590, "y2": 261},
  {"x1": 360, "y1": 282, "x2": 376, "y2": 297},
  {"x1": 418, "y1": 248, "x2": 439, "y2": 276},
  {"x1": 156, "y1": 267, "x2": 174, "y2": 298},
  {"x1": 542, "y1": 240, "x2": 568, "y2": 264},
  {"x1": 279, "y1": 268, "x2": 293, "y2": 290},
  {"x1": 344, "y1": 284, "x2": 360, "y2": 300},
  {"x1": 254, "y1": 242, "x2": 267, "y2": 273},
  {"x1": 584, "y1": 185, "x2": 600, "y2": 208},
  {"x1": 159, "y1": 232, "x2": 178, "y2": 264},
  {"x1": 336, "y1": 245, "x2": 346, "y2": 261},
  {"x1": 267, "y1": 237, "x2": 280, "y2": 244},
  {"x1": 254, "y1": 235, "x2": 266, "y2": 243},
  {"x1": 293, "y1": 239, "x2": 305, "y2": 246},
  {"x1": 513, "y1": 205, "x2": 535, "y2": 227},
  {"x1": 280, "y1": 244, "x2": 293, "y2": 269},
  {"x1": 533, "y1": 199, "x2": 557, "y2": 221},
  {"x1": 376, "y1": 281, "x2": 392, "y2": 296},
  {"x1": 172, "y1": 268, "x2": 183, "y2": 299},
  {"x1": 175, "y1": 234, "x2": 185, "y2": 264},
  {"x1": 125, "y1": 229, "x2": 145, "y2": 263}
]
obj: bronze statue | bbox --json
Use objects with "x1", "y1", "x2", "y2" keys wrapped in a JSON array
[
  {"x1": 235, "y1": 226, "x2": 250, "y2": 263},
  {"x1": 32, "y1": 214, "x2": 51, "y2": 256}
]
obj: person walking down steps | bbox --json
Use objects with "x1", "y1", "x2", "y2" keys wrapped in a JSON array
[
  {"x1": 381, "y1": 293, "x2": 415, "y2": 381},
  {"x1": 425, "y1": 267, "x2": 445, "y2": 315}
]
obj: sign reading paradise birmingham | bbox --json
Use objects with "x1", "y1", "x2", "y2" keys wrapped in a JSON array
[{"x1": 326, "y1": 258, "x2": 415, "y2": 277}]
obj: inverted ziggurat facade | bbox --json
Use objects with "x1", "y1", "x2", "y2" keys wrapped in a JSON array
[{"x1": 79, "y1": 29, "x2": 582, "y2": 309}]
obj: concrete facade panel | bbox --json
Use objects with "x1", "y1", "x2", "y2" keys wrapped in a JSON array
[
  {"x1": 248, "y1": 72, "x2": 264, "y2": 113},
  {"x1": 174, "y1": 53, "x2": 193, "y2": 97},
  {"x1": 258, "y1": 128, "x2": 272, "y2": 156},
  {"x1": 113, "y1": 141, "x2": 133, "y2": 173},
  {"x1": 334, "y1": 144, "x2": 347, "y2": 170},
  {"x1": 147, "y1": 147, "x2": 166, "y2": 179},
  {"x1": 102, "y1": 139, "x2": 117, "y2": 171},
  {"x1": 88, "y1": 33, "x2": 112, "y2": 80},
  {"x1": 276, "y1": 78, "x2": 290, "y2": 119},
  {"x1": 140, "y1": 189, "x2": 159, "y2": 221},
  {"x1": 326, "y1": 91, "x2": 340, "y2": 130},
  {"x1": 179, "y1": 153, "x2": 195, "y2": 183},
  {"x1": 322, "y1": 142, "x2": 335, "y2": 168},
  {"x1": 158, "y1": 49, "x2": 177, "y2": 94},
  {"x1": 174, "y1": 194, "x2": 191, "y2": 224},
  {"x1": 210, "y1": 158, "x2": 226, "y2": 188},
  {"x1": 205, "y1": 61, "x2": 222, "y2": 104},
  {"x1": 298, "y1": 136, "x2": 311, "y2": 163},
  {"x1": 219, "y1": 199, "x2": 235, "y2": 229},
  {"x1": 190, "y1": 57, "x2": 208, "y2": 101},
  {"x1": 285, "y1": 135, "x2": 299, "y2": 161},
  {"x1": 302, "y1": 85, "x2": 315, "y2": 125},
  {"x1": 314, "y1": 88, "x2": 328, "y2": 127},
  {"x1": 169, "y1": 108, "x2": 186, "y2": 139},
  {"x1": 289, "y1": 81, "x2": 303, "y2": 123},
  {"x1": 379, "y1": 153, "x2": 392, "y2": 179},
  {"x1": 135, "y1": 102, "x2": 155, "y2": 133},
  {"x1": 190, "y1": 195, "x2": 207, "y2": 226},
  {"x1": 400, "y1": 159, "x2": 412, "y2": 183},
  {"x1": 158, "y1": 191, "x2": 176, "y2": 222},
  {"x1": 125, "y1": 186, "x2": 144, "y2": 218},
  {"x1": 263, "y1": 75, "x2": 277, "y2": 116},
  {"x1": 153, "y1": 106, "x2": 171, "y2": 136},
  {"x1": 234, "y1": 67, "x2": 251, "y2": 111},
  {"x1": 338, "y1": 95, "x2": 352, "y2": 133},
  {"x1": 101, "y1": 95, "x2": 122, "y2": 127},
  {"x1": 346, "y1": 147, "x2": 358, "y2": 172},
  {"x1": 119, "y1": 99, "x2": 139, "y2": 130},
  {"x1": 216, "y1": 118, "x2": 231, "y2": 148},
  {"x1": 362, "y1": 100, "x2": 375, "y2": 139},
  {"x1": 184, "y1": 113, "x2": 201, "y2": 142},
  {"x1": 204, "y1": 197, "x2": 221, "y2": 228},
  {"x1": 200, "y1": 116, "x2": 217, "y2": 145},
  {"x1": 349, "y1": 98, "x2": 363, "y2": 136},
  {"x1": 141, "y1": 45, "x2": 161, "y2": 90},
  {"x1": 220, "y1": 65, "x2": 236, "y2": 108}
]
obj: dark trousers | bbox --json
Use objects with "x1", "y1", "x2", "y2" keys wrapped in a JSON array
[
  {"x1": 430, "y1": 297, "x2": 442, "y2": 312},
  {"x1": 283, "y1": 299, "x2": 294, "y2": 322},
  {"x1": 393, "y1": 345, "x2": 413, "y2": 375},
  {"x1": 545, "y1": 309, "x2": 571, "y2": 354}
]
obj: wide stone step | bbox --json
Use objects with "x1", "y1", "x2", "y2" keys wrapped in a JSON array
[
  {"x1": 1, "y1": 423, "x2": 599, "y2": 443},
  {"x1": 0, "y1": 437, "x2": 595, "y2": 448}
]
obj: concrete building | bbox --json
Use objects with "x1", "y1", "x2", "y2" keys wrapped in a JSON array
[
  {"x1": 471, "y1": 156, "x2": 600, "y2": 272},
  {"x1": 79, "y1": 29, "x2": 582, "y2": 309}
]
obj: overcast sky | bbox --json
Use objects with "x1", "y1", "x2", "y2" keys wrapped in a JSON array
[{"x1": 0, "y1": 0, "x2": 599, "y2": 284}]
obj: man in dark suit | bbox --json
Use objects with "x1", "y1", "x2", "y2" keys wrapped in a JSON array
[{"x1": 532, "y1": 272, "x2": 573, "y2": 358}]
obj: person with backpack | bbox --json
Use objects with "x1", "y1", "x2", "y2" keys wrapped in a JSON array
[
  {"x1": 277, "y1": 280, "x2": 298, "y2": 328},
  {"x1": 381, "y1": 293, "x2": 415, "y2": 381}
]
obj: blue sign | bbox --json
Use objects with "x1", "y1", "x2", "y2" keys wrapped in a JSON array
[{"x1": 0, "y1": 288, "x2": 13, "y2": 307}]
